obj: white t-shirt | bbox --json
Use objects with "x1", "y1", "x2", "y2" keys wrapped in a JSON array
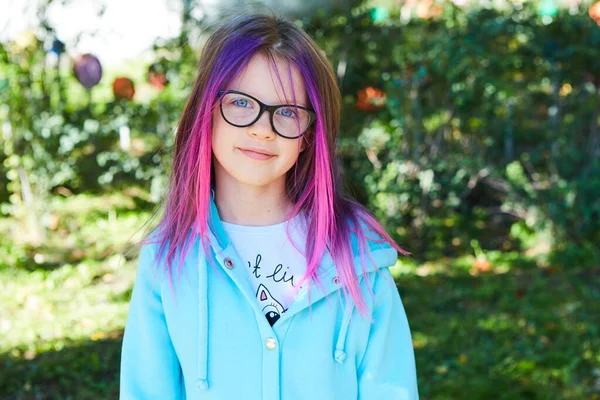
[{"x1": 221, "y1": 214, "x2": 308, "y2": 326}]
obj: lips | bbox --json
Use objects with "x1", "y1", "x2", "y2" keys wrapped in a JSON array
[
  {"x1": 237, "y1": 147, "x2": 276, "y2": 161},
  {"x1": 237, "y1": 147, "x2": 275, "y2": 156}
]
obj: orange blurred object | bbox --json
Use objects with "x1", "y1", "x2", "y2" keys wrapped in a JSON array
[
  {"x1": 356, "y1": 87, "x2": 386, "y2": 111},
  {"x1": 112, "y1": 77, "x2": 135, "y2": 100},
  {"x1": 590, "y1": 1, "x2": 600, "y2": 24},
  {"x1": 402, "y1": 0, "x2": 443, "y2": 19},
  {"x1": 47, "y1": 213, "x2": 60, "y2": 230},
  {"x1": 473, "y1": 257, "x2": 492, "y2": 272},
  {"x1": 149, "y1": 71, "x2": 168, "y2": 90},
  {"x1": 148, "y1": 63, "x2": 169, "y2": 90}
]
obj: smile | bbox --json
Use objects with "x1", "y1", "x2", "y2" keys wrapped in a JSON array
[{"x1": 237, "y1": 147, "x2": 276, "y2": 160}]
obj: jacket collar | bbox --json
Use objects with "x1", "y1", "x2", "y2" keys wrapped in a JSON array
[
  {"x1": 207, "y1": 187, "x2": 230, "y2": 250},
  {"x1": 205, "y1": 187, "x2": 397, "y2": 314},
  {"x1": 195, "y1": 188, "x2": 398, "y2": 392}
]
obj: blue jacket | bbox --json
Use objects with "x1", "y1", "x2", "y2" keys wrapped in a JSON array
[{"x1": 120, "y1": 195, "x2": 419, "y2": 399}]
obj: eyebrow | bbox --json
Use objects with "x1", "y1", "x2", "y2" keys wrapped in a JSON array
[{"x1": 234, "y1": 89, "x2": 307, "y2": 108}]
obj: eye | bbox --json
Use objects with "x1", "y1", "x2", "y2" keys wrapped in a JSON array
[
  {"x1": 261, "y1": 303, "x2": 281, "y2": 326},
  {"x1": 266, "y1": 310, "x2": 280, "y2": 325},
  {"x1": 262, "y1": 302, "x2": 280, "y2": 311},
  {"x1": 277, "y1": 107, "x2": 298, "y2": 119},
  {"x1": 232, "y1": 97, "x2": 251, "y2": 108}
]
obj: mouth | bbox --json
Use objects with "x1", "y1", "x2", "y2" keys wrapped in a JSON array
[{"x1": 237, "y1": 147, "x2": 276, "y2": 160}]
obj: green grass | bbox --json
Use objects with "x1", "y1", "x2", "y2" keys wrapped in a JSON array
[
  {"x1": 396, "y1": 263, "x2": 600, "y2": 399},
  {"x1": 1, "y1": 191, "x2": 599, "y2": 399},
  {"x1": 1, "y1": 191, "x2": 148, "y2": 399}
]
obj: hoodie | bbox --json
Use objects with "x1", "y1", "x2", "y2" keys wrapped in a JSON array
[{"x1": 120, "y1": 193, "x2": 419, "y2": 399}]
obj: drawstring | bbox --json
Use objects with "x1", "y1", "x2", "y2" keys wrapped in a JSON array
[
  {"x1": 334, "y1": 300, "x2": 354, "y2": 364},
  {"x1": 334, "y1": 272, "x2": 375, "y2": 364},
  {"x1": 196, "y1": 187, "x2": 218, "y2": 391},
  {"x1": 196, "y1": 247, "x2": 209, "y2": 391}
]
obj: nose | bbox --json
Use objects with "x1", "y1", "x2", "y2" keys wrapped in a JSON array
[{"x1": 248, "y1": 110, "x2": 276, "y2": 140}]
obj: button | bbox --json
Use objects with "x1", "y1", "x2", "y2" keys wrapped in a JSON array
[
  {"x1": 265, "y1": 337, "x2": 277, "y2": 350},
  {"x1": 224, "y1": 257, "x2": 234, "y2": 269},
  {"x1": 332, "y1": 276, "x2": 340, "y2": 285}
]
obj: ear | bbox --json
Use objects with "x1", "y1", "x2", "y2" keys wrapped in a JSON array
[
  {"x1": 299, "y1": 134, "x2": 310, "y2": 152},
  {"x1": 256, "y1": 284, "x2": 271, "y2": 302}
]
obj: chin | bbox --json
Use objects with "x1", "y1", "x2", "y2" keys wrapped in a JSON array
[{"x1": 227, "y1": 172, "x2": 278, "y2": 188}]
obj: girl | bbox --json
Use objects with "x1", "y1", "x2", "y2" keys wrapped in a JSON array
[{"x1": 120, "y1": 10, "x2": 419, "y2": 400}]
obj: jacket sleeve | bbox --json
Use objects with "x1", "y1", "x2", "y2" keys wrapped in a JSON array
[
  {"x1": 120, "y1": 244, "x2": 184, "y2": 399},
  {"x1": 358, "y1": 267, "x2": 419, "y2": 400}
]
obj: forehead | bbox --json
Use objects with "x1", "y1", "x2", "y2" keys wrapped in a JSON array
[{"x1": 229, "y1": 53, "x2": 308, "y2": 106}]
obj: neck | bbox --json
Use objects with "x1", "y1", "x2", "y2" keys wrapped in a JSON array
[{"x1": 213, "y1": 175, "x2": 293, "y2": 227}]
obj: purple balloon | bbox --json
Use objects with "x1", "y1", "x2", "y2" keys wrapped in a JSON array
[{"x1": 73, "y1": 54, "x2": 102, "y2": 89}]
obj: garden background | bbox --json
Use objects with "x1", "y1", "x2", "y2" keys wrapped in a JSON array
[{"x1": 1, "y1": 0, "x2": 599, "y2": 398}]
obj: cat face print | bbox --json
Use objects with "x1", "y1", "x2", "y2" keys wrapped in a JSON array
[{"x1": 256, "y1": 284, "x2": 285, "y2": 326}]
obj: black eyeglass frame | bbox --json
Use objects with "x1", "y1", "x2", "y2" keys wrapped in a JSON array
[{"x1": 217, "y1": 89, "x2": 317, "y2": 139}]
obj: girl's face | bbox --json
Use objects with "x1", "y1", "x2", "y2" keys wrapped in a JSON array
[{"x1": 211, "y1": 54, "x2": 307, "y2": 191}]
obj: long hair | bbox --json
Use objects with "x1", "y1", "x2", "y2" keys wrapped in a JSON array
[{"x1": 136, "y1": 10, "x2": 409, "y2": 314}]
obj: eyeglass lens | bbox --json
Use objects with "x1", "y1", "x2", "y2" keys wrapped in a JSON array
[{"x1": 220, "y1": 92, "x2": 311, "y2": 138}]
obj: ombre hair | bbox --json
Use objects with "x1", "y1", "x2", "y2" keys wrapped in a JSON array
[{"x1": 134, "y1": 10, "x2": 409, "y2": 314}]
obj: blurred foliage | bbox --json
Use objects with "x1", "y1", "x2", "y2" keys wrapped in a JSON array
[
  {"x1": 298, "y1": 1, "x2": 600, "y2": 265},
  {"x1": 0, "y1": 25, "x2": 197, "y2": 244},
  {"x1": 2, "y1": 0, "x2": 599, "y2": 264}
]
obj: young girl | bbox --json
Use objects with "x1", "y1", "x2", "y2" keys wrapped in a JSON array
[{"x1": 120, "y1": 10, "x2": 419, "y2": 400}]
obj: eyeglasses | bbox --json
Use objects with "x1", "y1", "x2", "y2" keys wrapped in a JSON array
[{"x1": 217, "y1": 90, "x2": 316, "y2": 139}]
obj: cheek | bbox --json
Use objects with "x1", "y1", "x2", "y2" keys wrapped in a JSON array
[
  {"x1": 211, "y1": 125, "x2": 234, "y2": 174},
  {"x1": 280, "y1": 141, "x2": 303, "y2": 167},
  {"x1": 211, "y1": 112, "x2": 233, "y2": 151}
]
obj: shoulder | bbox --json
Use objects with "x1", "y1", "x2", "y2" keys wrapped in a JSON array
[
  {"x1": 133, "y1": 230, "x2": 172, "y2": 291},
  {"x1": 136, "y1": 226, "x2": 190, "y2": 277},
  {"x1": 133, "y1": 243, "x2": 161, "y2": 286}
]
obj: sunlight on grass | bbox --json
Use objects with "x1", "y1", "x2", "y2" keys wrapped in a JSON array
[
  {"x1": 389, "y1": 257, "x2": 418, "y2": 279},
  {"x1": 0, "y1": 256, "x2": 136, "y2": 355},
  {"x1": 0, "y1": 191, "x2": 151, "y2": 355}
]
